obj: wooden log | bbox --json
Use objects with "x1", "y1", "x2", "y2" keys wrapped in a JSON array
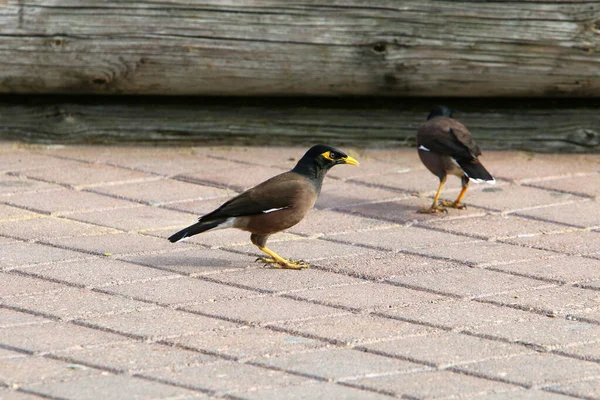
[
  {"x1": 0, "y1": 1, "x2": 599, "y2": 96},
  {"x1": 1, "y1": 96, "x2": 598, "y2": 153}
]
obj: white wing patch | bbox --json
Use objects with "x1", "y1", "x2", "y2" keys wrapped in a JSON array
[
  {"x1": 262, "y1": 207, "x2": 290, "y2": 214},
  {"x1": 418, "y1": 145, "x2": 431, "y2": 152}
]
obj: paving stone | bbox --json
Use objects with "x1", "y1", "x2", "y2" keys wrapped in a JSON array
[
  {"x1": 45, "y1": 232, "x2": 181, "y2": 256},
  {"x1": 105, "y1": 276, "x2": 259, "y2": 306},
  {"x1": 166, "y1": 326, "x2": 326, "y2": 361},
  {"x1": 0, "y1": 356, "x2": 101, "y2": 386},
  {"x1": 381, "y1": 299, "x2": 539, "y2": 330},
  {"x1": 390, "y1": 267, "x2": 550, "y2": 299},
  {"x1": 255, "y1": 348, "x2": 424, "y2": 381},
  {"x1": 141, "y1": 360, "x2": 308, "y2": 394},
  {"x1": 315, "y1": 252, "x2": 463, "y2": 279},
  {"x1": 177, "y1": 164, "x2": 288, "y2": 192},
  {"x1": 5, "y1": 146, "x2": 600, "y2": 398},
  {"x1": 315, "y1": 181, "x2": 408, "y2": 210},
  {"x1": 0, "y1": 204, "x2": 41, "y2": 221},
  {"x1": 89, "y1": 178, "x2": 233, "y2": 205},
  {"x1": 362, "y1": 331, "x2": 533, "y2": 368},
  {"x1": 0, "y1": 389, "x2": 58, "y2": 400},
  {"x1": 428, "y1": 214, "x2": 568, "y2": 240},
  {"x1": 0, "y1": 348, "x2": 28, "y2": 360},
  {"x1": 15, "y1": 159, "x2": 155, "y2": 188},
  {"x1": 81, "y1": 308, "x2": 241, "y2": 340},
  {"x1": 206, "y1": 268, "x2": 363, "y2": 294},
  {"x1": 158, "y1": 196, "x2": 241, "y2": 216},
  {"x1": 3, "y1": 189, "x2": 137, "y2": 216},
  {"x1": 0, "y1": 309, "x2": 50, "y2": 328},
  {"x1": 469, "y1": 318, "x2": 600, "y2": 351},
  {"x1": 354, "y1": 369, "x2": 517, "y2": 399},
  {"x1": 183, "y1": 296, "x2": 343, "y2": 325},
  {"x1": 514, "y1": 200, "x2": 600, "y2": 229},
  {"x1": 16, "y1": 258, "x2": 177, "y2": 289},
  {"x1": 287, "y1": 209, "x2": 394, "y2": 237},
  {"x1": 68, "y1": 205, "x2": 194, "y2": 232},
  {"x1": 547, "y1": 377, "x2": 600, "y2": 399},
  {"x1": 40, "y1": 145, "x2": 212, "y2": 176},
  {"x1": 119, "y1": 247, "x2": 253, "y2": 276},
  {"x1": 456, "y1": 353, "x2": 600, "y2": 387},
  {"x1": 350, "y1": 168, "x2": 455, "y2": 195},
  {"x1": 558, "y1": 307, "x2": 600, "y2": 325},
  {"x1": 0, "y1": 322, "x2": 127, "y2": 353},
  {"x1": 25, "y1": 373, "x2": 206, "y2": 400},
  {"x1": 462, "y1": 389, "x2": 576, "y2": 400},
  {"x1": 289, "y1": 282, "x2": 446, "y2": 311},
  {"x1": 486, "y1": 153, "x2": 600, "y2": 182},
  {"x1": 0, "y1": 217, "x2": 119, "y2": 241},
  {"x1": 238, "y1": 381, "x2": 394, "y2": 400},
  {"x1": 481, "y1": 285, "x2": 600, "y2": 316},
  {"x1": 205, "y1": 146, "x2": 304, "y2": 169},
  {"x1": 326, "y1": 225, "x2": 477, "y2": 252},
  {"x1": 461, "y1": 185, "x2": 576, "y2": 213},
  {"x1": 0, "y1": 273, "x2": 65, "y2": 298},
  {"x1": 273, "y1": 314, "x2": 436, "y2": 345},
  {"x1": 328, "y1": 158, "x2": 408, "y2": 182},
  {"x1": 489, "y1": 256, "x2": 600, "y2": 284},
  {"x1": 501, "y1": 230, "x2": 600, "y2": 256},
  {"x1": 0, "y1": 242, "x2": 89, "y2": 270},
  {"x1": 339, "y1": 197, "x2": 487, "y2": 225},
  {"x1": 0, "y1": 153, "x2": 62, "y2": 173},
  {"x1": 0, "y1": 174, "x2": 60, "y2": 196},
  {"x1": 409, "y1": 241, "x2": 557, "y2": 267},
  {"x1": 228, "y1": 238, "x2": 375, "y2": 263},
  {"x1": 54, "y1": 341, "x2": 218, "y2": 373},
  {"x1": 527, "y1": 172, "x2": 600, "y2": 198},
  {"x1": 2, "y1": 288, "x2": 153, "y2": 320},
  {"x1": 556, "y1": 341, "x2": 600, "y2": 363}
]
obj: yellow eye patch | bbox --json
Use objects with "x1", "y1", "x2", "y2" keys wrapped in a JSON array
[{"x1": 321, "y1": 151, "x2": 336, "y2": 161}]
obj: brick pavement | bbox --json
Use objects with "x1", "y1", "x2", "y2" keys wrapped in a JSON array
[{"x1": 0, "y1": 142, "x2": 599, "y2": 399}]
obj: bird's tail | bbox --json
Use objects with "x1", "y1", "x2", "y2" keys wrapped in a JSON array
[
  {"x1": 168, "y1": 219, "x2": 228, "y2": 243},
  {"x1": 456, "y1": 159, "x2": 495, "y2": 184}
]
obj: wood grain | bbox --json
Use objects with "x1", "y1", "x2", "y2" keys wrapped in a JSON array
[
  {"x1": 1, "y1": 96, "x2": 598, "y2": 152},
  {"x1": 0, "y1": 1, "x2": 599, "y2": 96}
]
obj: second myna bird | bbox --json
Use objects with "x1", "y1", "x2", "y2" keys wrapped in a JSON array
[
  {"x1": 168, "y1": 145, "x2": 359, "y2": 269},
  {"x1": 417, "y1": 105, "x2": 495, "y2": 213}
]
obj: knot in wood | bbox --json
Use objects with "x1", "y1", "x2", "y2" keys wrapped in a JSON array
[{"x1": 372, "y1": 41, "x2": 387, "y2": 54}]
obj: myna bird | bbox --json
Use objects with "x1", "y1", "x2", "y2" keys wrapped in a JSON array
[
  {"x1": 168, "y1": 145, "x2": 359, "y2": 269},
  {"x1": 417, "y1": 105, "x2": 495, "y2": 213}
]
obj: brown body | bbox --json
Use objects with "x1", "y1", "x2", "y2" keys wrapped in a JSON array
[{"x1": 231, "y1": 173, "x2": 318, "y2": 245}]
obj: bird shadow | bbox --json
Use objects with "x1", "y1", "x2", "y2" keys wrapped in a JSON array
[{"x1": 129, "y1": 252, "x2": 250, "y2": 273}]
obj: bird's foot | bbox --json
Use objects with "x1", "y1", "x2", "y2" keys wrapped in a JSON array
[
  {"x1": 418, "y1": 205, "x2": 447, "y2": 214},
  {"x1": 256, "y1": 257, "x2": 309, "y2": 270},
  {"x1": 441, "y1": 201, "x2": 467, "y2": 210}
]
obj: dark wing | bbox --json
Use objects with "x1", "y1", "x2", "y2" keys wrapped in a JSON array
[
  {"x1": 199, "y1": 172, "x2": 310, "y2": 222},
  {"x1": 417, "y1": 117, "x2": 481, "y2": 159}
]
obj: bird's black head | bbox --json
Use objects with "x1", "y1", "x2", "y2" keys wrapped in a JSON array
[
  {"x1": 292, "y1": 144, "x2": 359, "y2": 181},
  {"x1": 427, "y1": 105, "x2": 453, "y2": 120}
]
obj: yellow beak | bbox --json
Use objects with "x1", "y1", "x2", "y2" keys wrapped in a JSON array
[{"x1": 343, "y1": 155, "x2": 360, "y2": 166}]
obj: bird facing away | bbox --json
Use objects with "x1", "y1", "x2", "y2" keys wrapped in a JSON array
[
  {"x1": 416, "y1": 105, "x2": 495, "y2": 213},
  {"x1": 168, "y1": 145, "x2": 359, "y2": 269}
]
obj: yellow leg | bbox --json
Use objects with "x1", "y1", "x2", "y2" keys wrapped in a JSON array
[
  {"x1": 257, "y1": 246, "x2": 309, "y2": 270},
  {"x1": 441, "y1": 181, "x2": 469, "y2": 209},
  {"x1": 419, "y1": 176, "x2": 447, "y2": 214}
]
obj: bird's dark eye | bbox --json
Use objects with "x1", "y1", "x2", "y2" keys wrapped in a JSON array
[{"x1": 329, "y1": 152, "x2": 338, "y2": 159}]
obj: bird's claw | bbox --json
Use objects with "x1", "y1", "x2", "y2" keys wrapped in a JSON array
[
  {"x1": 441, "y1": 201, "x2": 467, "y2": 210},
  {"x1": 418, "y1": 205, "x2": 448, "y2": 214},
  {"x1": 256, "y1": 257, "x2": 309, "y2": 270}
]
